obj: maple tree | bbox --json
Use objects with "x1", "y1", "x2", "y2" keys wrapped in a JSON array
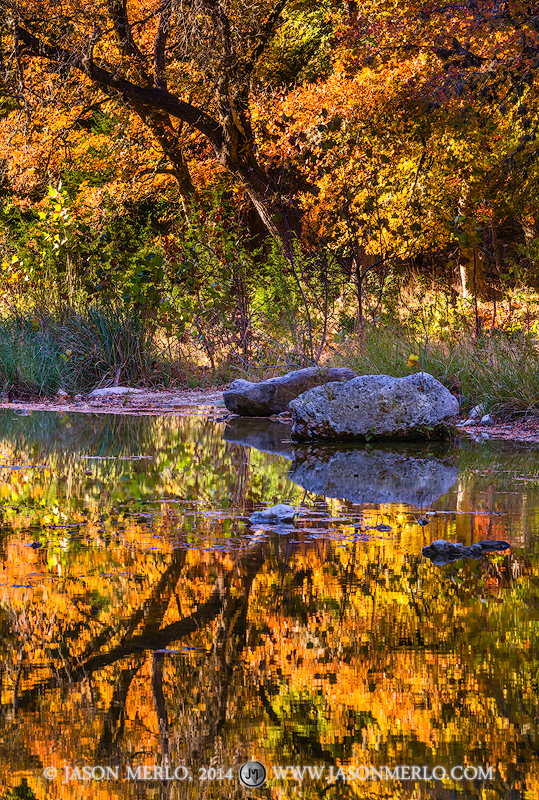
[
  {"x1": 0, "y1": 0, "x2": 337, "y2": 251},
  {"x1": 0, "y1": 0, "x2": 538, "y2": 365},
  {"x1": 335, "y1": 0, "x2": 539, "y2": 296}
]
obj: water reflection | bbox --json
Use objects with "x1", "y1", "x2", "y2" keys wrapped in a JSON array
[
  {"x1": 225, "y1": 417, "x2": 460, "y2": 505},
  {"x1": 0, "y1": 411, "x2": 538, "y2": 799},
  {"x1": 290, "y1": 443, "x2": 459, "y2": 505},
  {"x1": 223, "y1": 416, "x2": 295, "y2": 459}
]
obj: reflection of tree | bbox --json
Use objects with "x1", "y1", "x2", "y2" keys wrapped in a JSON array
[
  {"x1": 2, "y1": 539, "x2": 270, "y2": 783},
  {"x1": 2, "y1": 417, "x2": 539, "y2": 797},
  {"x1": 2, "y1": 527, "x2": 539, "y2": 799},
  {"x1": 97, "y1": 661, "x2": 143, "y2": 760},
  {"x1": 10, "y1": 555, "x2": 221, "y2": 710}
]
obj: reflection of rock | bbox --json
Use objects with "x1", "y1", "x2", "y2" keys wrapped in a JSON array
[
  {"x1": 422, "y1": 538, "x2": 511, "y2": 565},
  {"x1": 289, "y1": 447, "x2": 459, "y2": 506},
  {"x1": 223, "y1": 418, "x2": 294, "y2": 459},
  {"x1": 224, "y1": 367, "x2": 356, "y2": 416},
  {"x1": 290, "y1": 372, "x2": 459, "y2": 440}
]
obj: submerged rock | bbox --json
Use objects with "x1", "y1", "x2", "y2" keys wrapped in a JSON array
[
  {"x1": 249, "y1": 504, "x2": 296, "y2": 525},
  {"x1": 223, "y1": 367, "x2": 356, "y2": 416},
  {"x1": 422, "y1": 538, "x2": 510, "y2": 565},
  {"x1": 290, "y1": 372, "x2": 459, "y2": 441},
  {"x1": 290, "y1": 447, "x2": 458, "y2": 506}
]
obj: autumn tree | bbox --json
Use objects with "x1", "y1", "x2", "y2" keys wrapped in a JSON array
[
  {"x1": 340, "y1": 0, "x2": 539, "y2": 296},
  {"x1": 0, "y1": 0, "x2": 336, "y2": 253}
]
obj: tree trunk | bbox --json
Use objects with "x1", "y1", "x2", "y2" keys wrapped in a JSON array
[
  {"x1": 134, "y1": 108, "x2": 195, "y2": 216},
  {"x1": 521, "y1": 217, "x2": 538, "y2": 244},
  {"x1": 457, "y1": 183, "x2": 489, "y2": 299},
  {"x1": 15, "y1": 22, "x2": 301, "y2": 254},
  {"x1": 458, "y1": 245, "x2": 489, "y2": 299}
]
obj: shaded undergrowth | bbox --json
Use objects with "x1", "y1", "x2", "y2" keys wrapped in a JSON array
[
  {"x1": 1, "y1": 310, "x2": 539, "y2": 421},
  {"x1": 0, "y1": 307, "x2": 159, "y2": 396}
]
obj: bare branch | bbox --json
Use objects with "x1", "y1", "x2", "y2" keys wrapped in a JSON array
[
  {"x1": 243, "y1": 0, "x2": 287, "y2": 82},
  {"x1": 108, "y1": 0, "x2": 148, "y2": 66}
]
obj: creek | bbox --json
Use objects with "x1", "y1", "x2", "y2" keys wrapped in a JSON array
[{"x1": 0, "y1": 410, "x2": 537, "y2": 799}]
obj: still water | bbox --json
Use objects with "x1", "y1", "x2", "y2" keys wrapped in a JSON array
[{"x1": 0, "y1": 410, "x2": 537, "y2": 799}]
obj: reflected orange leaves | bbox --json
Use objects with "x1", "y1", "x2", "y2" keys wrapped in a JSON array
[{"x1": 0, "y1": 418, "x2": 538, "y2": 798}]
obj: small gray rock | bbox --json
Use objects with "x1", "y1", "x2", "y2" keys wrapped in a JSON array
[
  {"x1": 249, "y1": 504, "x2": 296, "y2": 525},
  {"x1": 422, "y1": 538, "x2": 510, "y2": 565},
  {"x1": 426, "y1": 539, "x2": 465, "y2": 554},
  {"x1": 480, "y1": 414, "x2": 494, "y2": 426},
  {"x1": 465, "y1": 543, "x2": 485, "y2": 558},
  {"x1": 469, "y1": 403, "x2": 486, "y2": 420},
  {"x1": 56, "y1": 388, "x2": 68, "y2": 398},
  {"x1": 88, "y1": 387, "x2": 144, "y2": 399},
  {"x1": 479, "y1": 539, "x2": 511, "y2": 551}
]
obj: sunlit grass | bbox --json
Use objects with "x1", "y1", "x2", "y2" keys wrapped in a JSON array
[{"x1": 331, "y1": 324, "x2": 539, "y2": 418}]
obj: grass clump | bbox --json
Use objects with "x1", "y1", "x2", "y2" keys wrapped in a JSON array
[
  {"x1": 0, "y1": 307, "x2": 160, "y2": 397},
  {"x1": 332, "y1": 325, "x2": 539, "y2": 419}
]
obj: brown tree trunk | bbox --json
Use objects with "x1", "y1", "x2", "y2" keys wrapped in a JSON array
[
  {"x1": 134, "y1": 108, "x2": 195, "y2": 216},
  {"x1": 15, "y1": 22, "x2": 301, "y2": 255},
  {"x1": 458, "y1": 245, "x2": 489, "y2": 299},
  {"x1": 457, "y1": 183, "x2": 489, "y2": 299}
]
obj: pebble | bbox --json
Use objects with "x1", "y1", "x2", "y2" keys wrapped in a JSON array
[{"x1": 469, "y1": 403, "x2": 486, "y2": 420}]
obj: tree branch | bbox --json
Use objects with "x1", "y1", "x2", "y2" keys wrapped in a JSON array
[
  {"x1": 15, "y1": 24, "x2": 225, "y2": 148},
  {"x1": 243, "y1": 0, "x2": 287, "y2": 82},
  {"x1": 108, "y1": 0, "x2": 149, "y2": 69},
  {"x1": 154, "y1": 0, "x2": 173, "y2": 90}
]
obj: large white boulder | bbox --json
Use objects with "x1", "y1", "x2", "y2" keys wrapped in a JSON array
[{"x1": 289, "y1": 372, "x2": 459, "y2": 441}]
